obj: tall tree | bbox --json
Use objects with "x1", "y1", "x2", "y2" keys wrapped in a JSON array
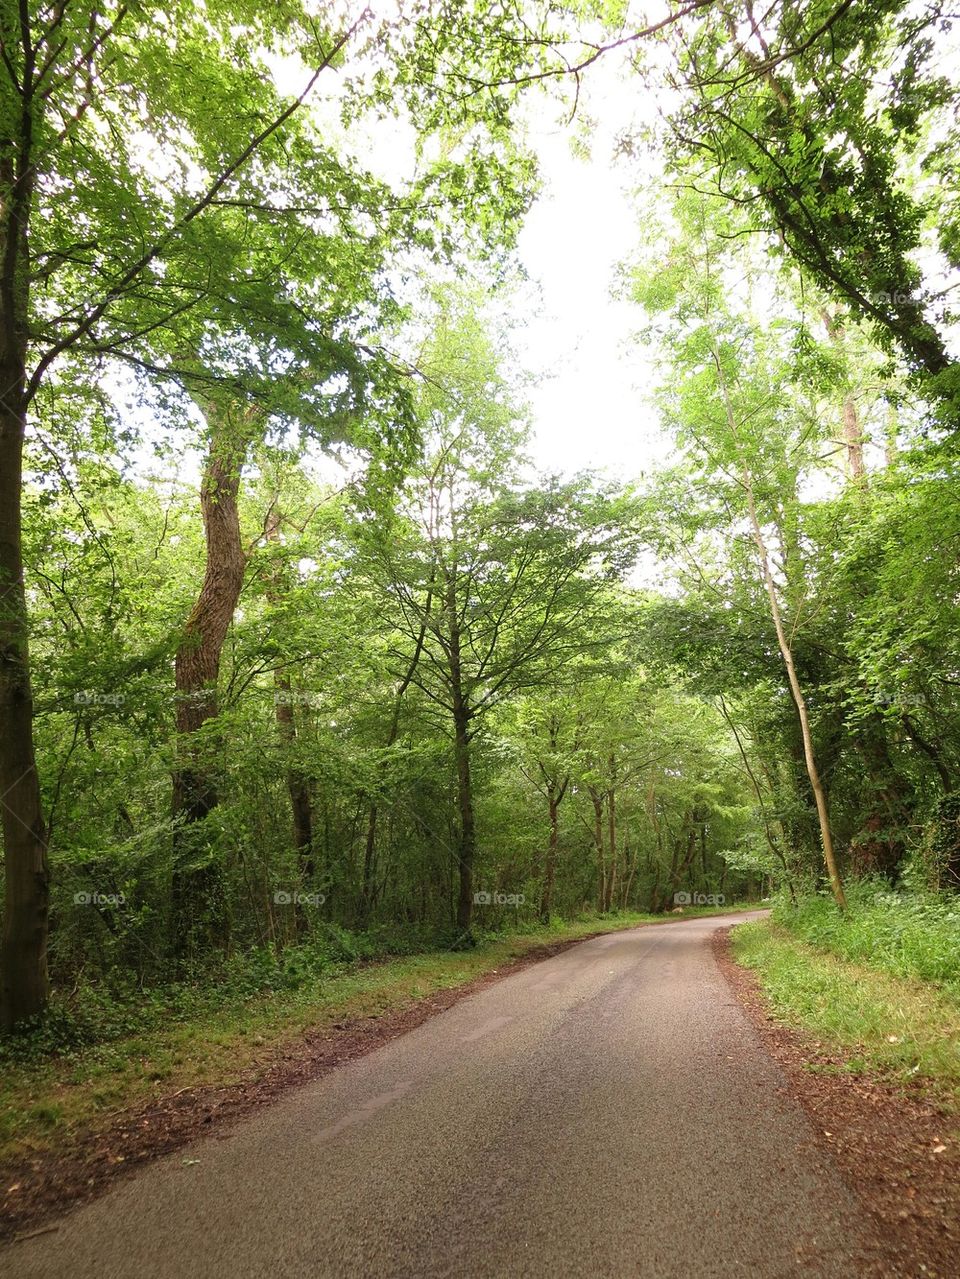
[
  {"x1": 633, "y1": 194, "x2": 849, "y2": 906},
  {"x1": 356, "y1": 298, "x2": 635, "y2": 930},
  {"x1": 652, "y1": 0, "x2": 960, "y2": 418},
  {"x1": 0, "y1": 0, "x2": 546, "y2": 1023}
]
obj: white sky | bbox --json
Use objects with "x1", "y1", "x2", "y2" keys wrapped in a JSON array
[
  {"x1": 261, "y1": 35, "x2": 676, "y2": 489},
  {"x1": 516, "y1": 89, "x2": 670, "y2": 482}
]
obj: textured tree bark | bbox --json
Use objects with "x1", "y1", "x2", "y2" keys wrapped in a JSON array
[
  {"x1": 170, "y1": 400, "x2": 254, "y2": 953},
  {"x1": 0, "y1": 75, "x2": 51, "y2": 1027},
  {"x1": 264, "y1": 511, "x2": 314, "y2": 914},
  {"x1": 445, "y1": 572, "x2": 475, "y2": 933}
]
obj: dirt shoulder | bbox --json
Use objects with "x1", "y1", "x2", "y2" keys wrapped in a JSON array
[{"x1": 715, "y1": 927, "x2": 960, "y2": 1279}]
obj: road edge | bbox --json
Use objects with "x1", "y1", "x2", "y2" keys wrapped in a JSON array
[{"x1": 714, "y1": 923, "x2": 960, "y2": 1278}]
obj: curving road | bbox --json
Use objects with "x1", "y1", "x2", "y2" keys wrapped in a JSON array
[{"x1": 3, "y1": 913, "x2": 871, "y2": 1278}]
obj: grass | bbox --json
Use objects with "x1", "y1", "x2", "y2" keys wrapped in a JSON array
[
  {"x1": 773, "y1": 881, "x2": 960, "y2": 997},
  {"x1": 0, "y1": 903, "x2": 751, "y2": 1165},
  {"x1": 731, "y1": 918, "x2": 960, "y2": 1105}
]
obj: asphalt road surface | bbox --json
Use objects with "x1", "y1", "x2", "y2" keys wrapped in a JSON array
[{"x1": 3, "y1": 912, "x2": 871, "y2": 1278}]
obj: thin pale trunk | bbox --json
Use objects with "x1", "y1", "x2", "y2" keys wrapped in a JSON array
[
  {"x1": 713, "y1": 349, "x2": 847, "y2": 910},
  {"x1": 821, "y1": 310, "x2": 866, "y2": 482},
  {"x1": 884, "y1": 401, "x2": 898, "y2": 467},
  {"x1": 748, "y1": 502, "x2": 846, "y2": 908},
  {"x1": 841, "y1": 395, "x2": 865, "y2": 480}
]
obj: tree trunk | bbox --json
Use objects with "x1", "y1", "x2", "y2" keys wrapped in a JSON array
[
  {"x1": 713, "y1": 349, "x2": 847, "y2": 910},
  {"x1": 541, "y1": 790, "x2": 560, "y2": 923},
  {"x1": 264, "y1": 512, "x2": 314, "y2": 908},
  {"x1": 748, "y1": 506, "x2": 847, "y2": 909},
  {"x1": 0, "y1": 98, "x2": 51, "y2": 1026},
  {"x1": 446, "y1": 572, "x2": 475, "y2": 933},
  {"x1": 717, "y1": 695, "x2": 797, "y2": 904},
  {"x1": 901, "y1": 712, "x2": 952, "y2": 792},
  {"x1": 273, "y1": 668, "x2": 314, "y2": 938},
  {"x1": 621, "y1": 834, "x2": 638, "y2": 910},
  {"x1": 664, "y1": 825, "x2": 682, "y2": 911},
  {"x1": 821, "y1": 310, "x2": 866, "y2": 482},
  {"x1": 589, "y1": 786, "x2": 606, "y2": 911},
  {"x1": 604, "y1": 760, "x2": 617, "y2": 913},
  {"x1": 360, "y1": 578, "x2": 433, "y2": 925},
  {"x1": 453, "y1": 704, "x2": 476, "y2": 931},
  {"x1": 841, "y1": 394, "x2": 865, "y2": 481},
  {"x1": 170, "y1": 400, "x2": 254, "y2": 953},
  {"x1": 0, "y1": 392, "x2": 50, "y2": 1027}
]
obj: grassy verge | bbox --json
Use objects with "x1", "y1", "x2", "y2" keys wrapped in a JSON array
[
  {"x1": 772, "y1": 883, "x2": 960, "y2": 997},
  {"x1": 731, "y1": 919, "x2": 960, "y2": 1105},
  {"x1": 0, "y1": 904, "x2": 750, "y2": 1164}
]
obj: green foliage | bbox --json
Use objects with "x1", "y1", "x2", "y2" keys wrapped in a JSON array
[
  {"x1": 732, "y1": 919, "x2": 960, "y2": 1097},
  {"x1": 5, "y1": 0, "x2": 958, "y2": 1045},
  {"x1": 654, "y1": 0, "x2": 960, "y2": 420},
  {"x1": 773, "y1": 882, "x2": 960, "y2": 994}
]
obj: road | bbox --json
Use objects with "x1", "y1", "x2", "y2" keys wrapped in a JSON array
[{"x1": 3, "y1": 913, "x2": 871, "y2": 1278}]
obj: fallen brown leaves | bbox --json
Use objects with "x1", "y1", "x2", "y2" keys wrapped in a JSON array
[{"x1": 715, "y1": 927, "x2": 960, "y2": 1279}]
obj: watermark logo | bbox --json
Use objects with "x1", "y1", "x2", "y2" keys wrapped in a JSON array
[
  {"x1": 872, "y1": 690, "x2": 929, "y2": 709},
  {"x1": 673, "y1": 891, "x2": 724, "y2": 906},
  {"x1": 473, "y1": 890, "x2": 525, "y2": 907},
  {"x1": 74, "y1": 891, "x2": 126, "y2": 906},
  {"x1": 869, "y1": 288, "x2": 924, "y2": 307},
  {"x1": 273, "y1": 690, "x2": 322, "y2": 708},
  {"x1": 74, "y1": 690, "x2": 126, "y2": 707},
  {"x1": 273, "y1": 890, "x2": 325, "y2": 906}
]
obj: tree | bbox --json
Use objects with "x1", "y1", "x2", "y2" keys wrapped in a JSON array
[
  {"x1": 651, "y1": 0, "x2": 960, "y2": 419},
  {"x1": 0, "y1": 0, "x2": 548, "y2": 1023},
  {"x1": 632, "y1": 194, "x2": 848, "y2": 906},
  {"x1": 355, "y1": 297, "x2": 636, "y2": 930}
]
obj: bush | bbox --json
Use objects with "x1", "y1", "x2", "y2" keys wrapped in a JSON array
[{"x1": 774, "y1": 879, "x2": 960, "y2": 997}]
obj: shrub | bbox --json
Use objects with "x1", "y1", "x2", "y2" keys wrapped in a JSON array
[{"x1": 774, "y1": 879, "x2": 960, "y2": 997}]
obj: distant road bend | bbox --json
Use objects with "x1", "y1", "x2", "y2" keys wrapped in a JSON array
[{"x1": 6, "y1": 912, "x2": 871, "y2": 1278}]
